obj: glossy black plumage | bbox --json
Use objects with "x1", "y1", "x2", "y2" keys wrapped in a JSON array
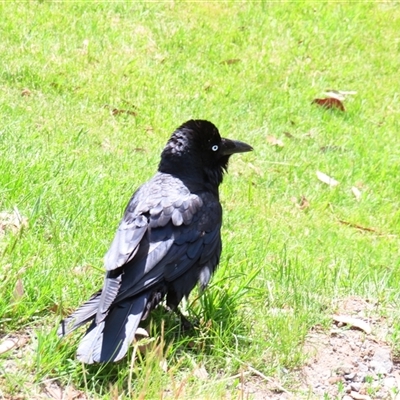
[{"x1": 58, "y1": 120, "x2": 252, "y2": 363}]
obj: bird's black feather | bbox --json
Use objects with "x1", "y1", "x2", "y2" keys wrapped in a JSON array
[{"x1": 58, "y1": 119, "x2": 252, "y2": 363}]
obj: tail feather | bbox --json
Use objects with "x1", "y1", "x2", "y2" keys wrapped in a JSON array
[
  {"x1": 76, "y1": 293, "x2": 149, "y2": 364},
  {"x1": 57, "y1": 290, "x2": 102, "y2": 337}
]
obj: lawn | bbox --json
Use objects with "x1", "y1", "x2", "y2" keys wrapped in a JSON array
[{"x1": 1, "y1": 1, "x2": 400, "y2": 398}]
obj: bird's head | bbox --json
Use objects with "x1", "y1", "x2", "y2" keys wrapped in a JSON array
[{"x1": 159, "y1": 120, "x2": 253, "y2": 188}]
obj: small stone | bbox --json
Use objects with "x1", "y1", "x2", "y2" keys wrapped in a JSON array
[
  {"x1": 383, "y1": 376, "x2": 397, "y2": 389},
  {"x1": 350, "y1": 391, "x2": 371, "y2": 400},
  {"x1": 350, "y1": 382, "x2": 362, "y2": 392},
  {"x1": 355, "y1": 372, "x2": 367, "y2": 382},
  {"x1": 344, "y1": 372, "x2": 356, "y2": 381},
  {"x1": 337, "y1": 367, "x2": 351, "y2": 375},
  {"x1": 328, "y1": 376, "x2": 343, "y2": 384},
  {"x1": 370, "y1": 348, "x2": 393, "y2": 375},
  {"x1": 374, "y1": 390, "x2": 387, "y2": 399},
  {"x1": 371, "y1": 380, "x2": 381, "y2": 388},
  {"x1": 358, "y1": 362, "x2": 369, "y2": 372}
]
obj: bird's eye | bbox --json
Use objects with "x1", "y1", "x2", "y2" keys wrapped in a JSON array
[{"x1": 211, "y1": 145, "x2": 219, "y2": 152}]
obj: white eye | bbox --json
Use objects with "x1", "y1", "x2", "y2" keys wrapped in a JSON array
[{"x1": 211, "y1": 144, "x2": 219, "y2": 152}]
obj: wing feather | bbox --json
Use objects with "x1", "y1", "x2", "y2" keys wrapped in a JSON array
[
  {"x1": 57, "y1": 290, "x2": 102, "y2": 337},
  {"x1": 104, "y1": 215, "x2": 148, "y2": 271},
  {"x1": 77, "y1": 294, "x2": 149, "y2": 364}
]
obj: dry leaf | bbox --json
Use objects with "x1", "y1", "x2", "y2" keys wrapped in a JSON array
[
  {"x1": 266, "y1": 135, "x2": 284, "y2": 147},
  {"x1": 203, "y1": 82, "x2": 212, "y2": 91},
  {"x1": 111, "y1": 108, "x2": 136, "y2": 116},
  {"x1": 351, "y1": 186, "x2": 362, "y2": 201},
  {"x1": 333, "y1": 315, "x2": 372, "y2": 334},
  {"x1": 41, "y1": 381, "x2": 86, "y2": 400},
  {"x1": 320, "y1": 145, "x2": 343, "y2": 153},
  {"x1": 0, "y1": 208, "x2": 28, "y2": 236},
  {"x1": 145, "y1": 126, "x2": 155, "y2": 134},
  {"x1": 42, "y1": 382, "x2": 63, "y2": 400},
  {"x1": 21, "y1": 88, "x2": 32, "y2": 97},
  {"x1": 291, "y1": 196, "x2": 310, "y2": 210},
  {"x1": 338, "y1": 219, "x2": 377, "y2": 233},
  {"x1": 48, "y1": 303, "x2": 61, "y2": 313},
  {"x1": 298, "y1": 195, "x2": 310, "y2": 210},
  {"x1": 283, "y1": 131, "x2": 295, "y2": 139},
  {"x1": 159, "y1": 358, "x2": 168, "y2": 373},
  {"x1": 316, "y1": 171, "x2": 339, "y2": 187},
  {"x1": 220, "y1": 58, "x2": 241, "y2": 65},
  {"x1": 312, "y1": 97, "x2": 345, "y2": 111},
  {"x1": 12, "y1": 278, "x2": 24, "y2": 303},
  {"x1": 193, "y1": 365, "x2": 209, "y2": 380},
  {"x1": 0, "y1": 335, "x2": 28, "y2": 355},
  {"x1": 103, "y1": 104, "x2": 137, "y2": 116}
]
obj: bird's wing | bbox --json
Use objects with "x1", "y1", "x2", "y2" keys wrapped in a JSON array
[
  {"x1": 77, "y1": 293, "x2": 148, "y2": 363},
  {"x1": 93, "y1": 186, "x2": 151, "y2": 323},
  {"x1": 103, "y1": 188, "x2": 149, "y2": 272},
  {"x1": 110, "y1": 187, "x2": 222, "y2": 303},
  {"x1": 102, "y1": 175, "x2": 205, "y2": 271}
]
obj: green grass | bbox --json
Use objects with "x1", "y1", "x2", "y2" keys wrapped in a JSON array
[{"x1": 1, "y1": 1, "x2": 400, "y2": 398}]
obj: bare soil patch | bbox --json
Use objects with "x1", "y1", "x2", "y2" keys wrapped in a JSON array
[{"x1": 235, "y1": 296, "x2": 399, "y2": 399}]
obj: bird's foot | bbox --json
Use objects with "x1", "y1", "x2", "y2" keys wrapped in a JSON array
[{"x1": 163, "y1": 305, "x2": 197, "y2": 332}]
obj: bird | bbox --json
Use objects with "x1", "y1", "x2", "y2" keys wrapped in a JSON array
[{"x1": 58, "y1": 119, "x2": 253, "y2": 364}]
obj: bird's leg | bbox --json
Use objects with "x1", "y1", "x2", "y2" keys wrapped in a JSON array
[
  {"x1": 163, "y1": 304, "x2": 195, "y2": 331},
  {"x1": 175, "y1": 308, "x2": 195, "y2": 331}
]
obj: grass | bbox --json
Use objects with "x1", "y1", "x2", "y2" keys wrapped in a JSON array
[{"x1": 1, "y1": 1, "x2": 400, "y2": 398}]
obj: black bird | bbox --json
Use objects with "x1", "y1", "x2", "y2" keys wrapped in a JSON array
[{"x1": 58, "y1": 120, "x2": 253, "y2": 363}]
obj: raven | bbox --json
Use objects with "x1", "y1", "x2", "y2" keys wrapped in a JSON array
[{"x1": 58, "y1": 119, "x2": 252, "y2": 363}]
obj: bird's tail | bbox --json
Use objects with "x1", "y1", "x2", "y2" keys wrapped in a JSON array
[
  {"x1": 57, "y1": 290, "x2": 102, "y2": 337},
  {"x1": 76, "y1": 292, "x2": 149, "y2": 363}
]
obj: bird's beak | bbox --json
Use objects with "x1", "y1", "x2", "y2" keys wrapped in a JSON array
[{"x1": 220, "y1": 138, "x2": 253, "y2": 156}]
